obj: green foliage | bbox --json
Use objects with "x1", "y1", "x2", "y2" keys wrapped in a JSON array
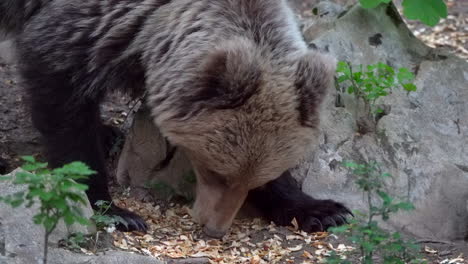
[
  {"x1": 402, "y1": 0, "x2": 448, "y2": 27},
  {"x1": 326, "y1": 161, "x2": 425, "y2": 264},
  {"x1": 0, "y1": 156, "x2": 94, "y2": 264},
  {"x1": 336, "y1": 61, "x2": 416, "y2": 116},
  {"x1": 358, "y1": 0, "x2": 447, "y2": 27},
  {"x1": 359, "y1": 0, "x2": 391, "y2": 9},
  {"x1": 91, "y1": 200, "x2": 128, "y2": 231},
  {"x1": 61, "y1": 232, "x2": 89, "y2": 251},
  {"x1": 0, "y1": 156, "x2": 94, "y2": 231}
]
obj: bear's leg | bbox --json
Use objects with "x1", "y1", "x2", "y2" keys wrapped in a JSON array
[
  {"x1": 24, "y1": 70, "x2": 147, "y2": 232},
  {"x1": 0, "y1": 157, "x2": 7, "y2": 174},
  {"x1": 247, "y1": 170, "x2": 352, "y2": 232}
]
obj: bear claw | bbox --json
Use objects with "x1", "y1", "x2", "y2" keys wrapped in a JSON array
[
  {"x1": 107, "y1": 205, "x2": 148, "y2": 232},
  {"x1": 247, "y1": 170, "x2": 352, "y2": 233},
  {"x1": 292, "y1": 198, "x2": 352, "y2": 233}
]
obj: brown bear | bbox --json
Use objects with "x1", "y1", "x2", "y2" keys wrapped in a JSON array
[{"x1": 1, "y1": 0, "x2": 351, "y2": 237}]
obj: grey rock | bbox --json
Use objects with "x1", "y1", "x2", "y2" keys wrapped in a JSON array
[
  {"x1": 116, "y1": 106, "x2": 195, "y2": 202},
  {"x1": 1, "y1": 169, "x2": 164, "y2": 263},
  {"x1": 3, "y1": 249, "x2": 162, "y2": 264},
  {"x1": 300, "y1": 2, "x2": 468, "y2": 240},
  {"x1": 0, "y1": 169, "x2": 95, "y2": 263}
]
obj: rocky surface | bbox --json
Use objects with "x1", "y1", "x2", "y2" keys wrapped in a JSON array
[
  {"x1": 299, "y1": 2, "x2": 468, "y2": 241},
  {"x1": 116, "y1": 106, "x2": 195, "y2": 203},
  {"x1": 0, "y1": 169, "x2": 161, "y2": 264}
]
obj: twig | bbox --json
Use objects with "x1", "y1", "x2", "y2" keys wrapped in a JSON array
[
  {"x1": 122, "y1": 91, "x2": 148, "y2": 128},
  {"x1": 416, "y1": 239, "x2": 453, "y2": 245}
]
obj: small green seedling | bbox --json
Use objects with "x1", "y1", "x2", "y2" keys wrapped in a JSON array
[
  {"x1": 326, "y1": 161, "x2": 425, "y2": 264},
  {"x1": 0, "y1": 156, "x2": 94, "y2": 264},
  {"x1": 336, "y1": 61, "x2": 416, "y2": 114},
  {"x1": 336, "y1": 61, "x2": 416, "y2": 132},
  {"x1": 61, "y1": 232, "x2": 89, "y2": 252}
]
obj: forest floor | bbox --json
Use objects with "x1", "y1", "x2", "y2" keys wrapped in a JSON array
[{"x1": 0, "y1": 0, "x2": 467, "y2": 263}]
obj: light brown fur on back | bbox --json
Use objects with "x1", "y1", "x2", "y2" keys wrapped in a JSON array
[{"x1": 137, "y1": 0, "x2": 337, "y2": 237}]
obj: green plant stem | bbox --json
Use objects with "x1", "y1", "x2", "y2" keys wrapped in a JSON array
[
  {"x1": 346, "y1": 61, "x2": 372, "y2": 126},
  {"x1": 101, "y1": 201, "x2": 112, "y2": 215},
  {"x1": 365, "y1": 183, "x2": 374, "y2": 264},
  {"x1": 93, "y1": 231, "x2": 100, "y2": 253},
  {"x1": 43, "y1": 230, "x2": 51, "y2": 264},
  {"x1": 43, "y1": 225, "x2": 57, "y2": 264},
  {"x1": 346, "y1": 62, "x2": 361, "y2": 121},
  {"x1": 367, "y1": 190, "x2": 374, "y2": 225},
  {"x1": 43, "y1": 210, "x2": 59, "y2": 264}
]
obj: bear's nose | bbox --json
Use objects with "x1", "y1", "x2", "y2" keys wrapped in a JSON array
[{"x1": 202, "y1": 226, "x2": 226, "y2": 239}]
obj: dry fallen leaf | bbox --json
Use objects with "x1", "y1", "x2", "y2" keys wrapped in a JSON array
[
  {"x1": 424, "y1": 246, "x2": 438, "y2": 254},
  {"x1": 287, "y1": 244, "x2": 303, "y2": 252}
]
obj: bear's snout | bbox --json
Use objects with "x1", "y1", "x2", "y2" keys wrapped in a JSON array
[
  {"x1": 191, "y1": 178, "x2": 249, "y2": 238},
  {"x1": 202, "y1": 225, "x2": 228, "y2": 239}
]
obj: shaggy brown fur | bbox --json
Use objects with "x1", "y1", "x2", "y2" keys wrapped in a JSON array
[
  {"x1": 1, "y1": 0, "x2": 346, "y2": 237},
  {"x1": 139, "y1": 2, "x2": 336, "y2": 236}
]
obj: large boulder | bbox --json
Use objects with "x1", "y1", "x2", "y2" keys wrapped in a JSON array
[
  {"x1": 115, "y1": 2, "x2": 468, "y2": 241},
  {"x1": 300, "y1": 2, "x2": 468, "y2": 241},
  {"x1": 116, "y1": 106, "x2": 195, "y2": 202}
]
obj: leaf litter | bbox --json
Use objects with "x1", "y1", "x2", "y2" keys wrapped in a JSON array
[
  {"x1": 107, "y1": 196, "x2": 354, "y2": 264},
  {"x1": 97, "y1": 195, "x2": 465, "y2": 264}
]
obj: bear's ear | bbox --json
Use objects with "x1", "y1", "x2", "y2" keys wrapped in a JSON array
[
  {"x1": 187, "y1": 39, "x2": 262, "y2": 111},
  {"x1": 294, "y1": 51, "x2": 336, "y2": 128}
]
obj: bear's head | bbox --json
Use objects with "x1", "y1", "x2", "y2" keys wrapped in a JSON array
[{"x1": 158, "y1": 38, "x2": 336, "y2": 238}]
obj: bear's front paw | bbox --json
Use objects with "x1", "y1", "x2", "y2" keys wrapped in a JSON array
[
  {"x1": 272, "y1": 198, "x2": 352, "y2": 233},
  {"x1": 107, "y1": 204, "x2": 148, "y2": 232},
  {"x1": 294, "y1": 198, "x2": 351, "y2": 232}
]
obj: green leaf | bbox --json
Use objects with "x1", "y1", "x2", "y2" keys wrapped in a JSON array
[
  {"x1": 14, "y1": 172, "x2": 32, "y2": 183},
  {"x1": 392, "y1": 232, "x2": 402, "y2": 239},
  {"x1": 395, "y1": 202, "x2": 415, "y2": 211},
  {"x1": 94, "y1": 200, "x2": 111, "y2": 209},
  {"x1": 402, "y1": 0, "x2": 448, "y2": 27},
  {"x1": 39, "y1": 191, "x2": 54, "y2": 202},
  {"x1": 381, "y1": 172, "x2": 392, "y2": 178},
  {"x1": 397, "y1": 68, "x2": 415, "y2": 82},
  {"x1": 53, "y1": 162, "x2": 95, "y2": 177},
  {"x1": 50, "y1": 199, "x2": 68, "y2": 211},
  {"x1": 0, "y1": 176, "x2": 12, "y2": 181},
  {"x1": 71, "y1": 183, "x2": 89, "y2": 192},
  {"x1": 10, "y1": 199, "x2": 25, "y2": 208},
  {"x1": 337, "y1": 75, "x2": 349, "y2": 83},
  {"x1": 402, "y1": 83, "x2": 417, "y2": 92},
  {"x1": 375, "y1": 108, "x2": 384, "y2": 114},
  {"x1": 64, "y1": 213, "x2": 76, "y2": 225},
  {"x1": 21, "y1": 156, "x2": 36, "y2": 163},
  {"x1": 343, "y1": 161, "x2": 359, "y2": 168},
  {"x1": 336, "y1": 61, "x2": 351, "y2": 76},
  {"x1": 359, "y1": 0, "x2": 391, "y2": 9}
]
